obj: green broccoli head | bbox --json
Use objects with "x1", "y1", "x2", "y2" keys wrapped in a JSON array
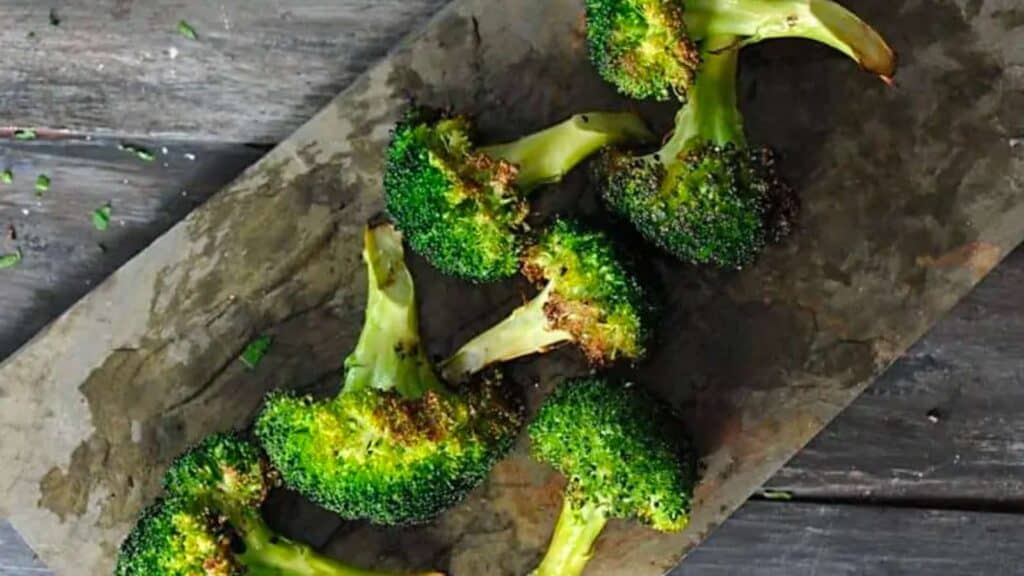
[
  {"x1": 119, "y1": 433, "x2": 448, "y2": 576},
  {"x1": 256, "y1": 375, "x2": 520, "y2": 525},
  {"x1": 116, "y1": 498, "x2": 240, "y2": 576},
  {"x1": 385, "y1": 108, "x2": 653, "y2": 282},
  {"x1": 584, "y1": 0, "x2": 896, "y2": 102},
  {"x1": 441, "y1": 219, "x2": 651, "y2": 383},
  {"x1": 585, "y1": 0, "x2": 700, "y2": 101},
  {"x1": 255, "y1": 223, "x2": 523, "y2": 524},
  {"x1": 522, "y1": 219, "x2": 650, "y2": 363},
  {"x1": 600, "y1": 142, "x2": 795, "y2": 268},
  {"x1": 385, "y1": 108, "x2": 526, "y2": 282},
  {"x1": 597, "y1": 37, "x2": 797, "y2": 268},
  {"x1": 527, "y1": 377, "x2": 697, "y2": 576},
  {"x1": 163, "y1": 432, "x2": 272, "y2": 512}
]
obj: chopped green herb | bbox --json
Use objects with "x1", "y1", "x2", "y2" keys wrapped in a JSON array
[
  {"x1": 177, "y1": 20, "x2": 198, "y2": 40},
  {"x1": 92, "y1": 204, "x2": 112, "y2": 231},
  {"x1": 49, "y1": 8, "x2": 60, "y2": 26},
  {"x1": 35, "y1": 174, "x2": 50, "y2": 193},
  {"x1": 1, "y1": 170, "x2": 12, "y2": 184},
  {"x1": 14, "y1": 129, "x2": 37, "y2": 141},
  {"x1": 118, "y1": 143, "x2": 155, "y2": 162},
  {"x1": 761, "y1": 490, "x2": 794, "y2": 501},
  {"x1": 0, "y1": 249, "x2": 22, "y2": 270},
  {"x1": 240, "y1": 335, "x2": 274, "y2": 369}
]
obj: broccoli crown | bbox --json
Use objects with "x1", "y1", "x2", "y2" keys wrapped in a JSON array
[
  {"x1": 600, "y1": 144, "x2": 793, "y2": 268},
  {"x1": 385, "y1": 107, "x2": 526, "y2": 282},
  {"x1": 163, "y1": 433, "x2": 273, "y2": 512},
  {"x1": 115, "y1": 498, "x2": 240, "y2": 576},
  {"x1": 522, "y1": 219, "x2": 650, "y2": 364},
  {"x1": 529, "y1": 377, "x2": 695, "y2": 532},
  {"x1": 584, "y1": 0, "x2": 699, "y2": 101},
  {"x1": 256, "y1": 376, "x2": 521, "y2": 525}
]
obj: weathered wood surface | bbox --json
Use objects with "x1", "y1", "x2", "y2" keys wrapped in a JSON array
[
  {"x1": 0, "y1": 1, "x2": 1022, "y2": 576},
  {"x1": 671, "y1": 501, "x2": 1024, "y2": 576},
  {"x1": 0, "y1": 140, "x2": 263, "y2": 357},
  {"x1": 0, "y1": 0, "x2": 446, "y2": 143},
  {"x1": 768, "y1": 247, "x2": 1024, "y2": 502},
  {"x1": 0, "y1": 522, "x2": 48, "y2": 575}
]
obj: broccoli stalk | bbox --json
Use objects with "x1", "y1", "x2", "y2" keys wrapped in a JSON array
[
  {"x1": 442, "y1": 283, "x2": 571, "y2": 380},
  {"x1": 660, "y1": 35, "x2": 745, "y2": 157},
  {"x1": 117, "y1": 435, "x2": 443, "y2": 576},
  {"x1": 478, "y1": 113, "x2": 654, "y2": 190},
  {"x1": 342, "y1": 222, "x2": 444, "y2": 398},
  {"x1": 528, "y1": 378, "x2": 697, "y2": 576},
  {"x1": 441, "y1": 219, "x2": 650, "y2": 383},
  {"x1": 221, "y1": 503, "x2": 430, "y2": 576},
  {"x1": 585, "y1": 0, "x2": 896, "y2": 101},
  {"x1": 532, "y1": 501, "x2": 608, "y2": 576},
  {"x1": 599, "y1": 36, "x2": 796, "y2": 267},
  {"x1": 256, "y1": 223, "x2": 522, "y2": 525},
  {"x1": 385, "y1": 110, "x2": 653, "y2": 282},
  {"x1": 683, "y1": 0, "x2": 896, "y2": 81}
]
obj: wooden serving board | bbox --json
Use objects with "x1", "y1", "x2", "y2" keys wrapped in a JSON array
[{"x1": 1, "y1": 0, "x2": 1022, "y2": 575}]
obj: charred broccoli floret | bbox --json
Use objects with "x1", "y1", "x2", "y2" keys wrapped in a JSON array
[
  {"x1": 255, "y1": 223, "x2": 522, "y2": 525},
  {"x1": 599, "y1": 37, "x2": 797, "y2": 267},
  {"x1": 385, "y1": 108, "x2": 653, "y2": 282},
  {"x1": 442, "y1": 219, "x2": 650, "y2": 382},
  {"x1": 116, "y1": 434, "x2": 442, "y2": 576},
  {"x1": 585, "y1": 0, "x2": 897, "y2": 101},
  {"x1": 528, "y1": 377, "x2": 697, "y2": 576}
]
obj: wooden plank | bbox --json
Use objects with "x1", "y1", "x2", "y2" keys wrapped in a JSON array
[
  {"x1": 768, "y1": 246, "x2": 1024, "y2": 501},
  {"x1": 0, "y1": 1, "x2": 1022, "y2": 576},
  {"x1": 672, "y1": 501, "x2": 1024, "y2": 576},
  {"x1": 0, "y1": 139, "x2": 263, "y2": 357},
  {"x1": 0, "y1": 521, "x2": 48, "y2": 575},
  {"x1": 0, "y1": 0, "x2": 447, "y2": 143}
]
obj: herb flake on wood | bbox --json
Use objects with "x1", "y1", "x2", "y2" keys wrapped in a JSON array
[
  {"x1": 0, "y1": 249, "x2": 23, "y2": 270},
  {"x1": 240, "y1": 335, "x2": 274, "y2": 370},
  {"x1": 177, "y1": 20, "x2": 198, "y2": 40},
  {"x1": 93, "y1": 204, "x2": 112, "y2": 231}
]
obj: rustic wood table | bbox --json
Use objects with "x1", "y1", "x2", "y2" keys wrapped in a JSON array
[{"x1": 1, "y1": 1, "x2": 1022, "y2": 574}]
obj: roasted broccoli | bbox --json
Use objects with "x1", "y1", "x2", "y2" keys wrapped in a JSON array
[
  {"x1": 528, "y1": 377, "x2": 697, "y2": 576},
  {"x1": 598, "y1": 36, "x2": 798, "y2": 268},
  {"x1": 116, "y1": 434, "x2": 442, "y2": 576},
  {"x1": 585, "y1": 0, "x2": 897, "y2": 101},
  {"x1": 385, "y1": 108, "x2": 653, "y2": 282},
  {"x1": 442, "y1": 219, "x2": 650, "y2": 383},
  {"x1": 256, "y1": 223, "x2": 522, "y2": 525}
]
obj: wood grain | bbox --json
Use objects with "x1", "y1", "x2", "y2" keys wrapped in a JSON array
[
  {"x1": 672, "y1": 501, "x2": 1024, "y2": 576},
  {"x1": 1, "y1": 0, "x2": 1022, "y2": 573},
  {"x1": 0, "y1": 0, "x2": 447, "y2": 143},
  {"x1": 0, "y1": 521, "x2": 47, "y2": 575},
  {"x1": 0, "y1": 139, "x2": 262, "y2": 357},
  {"x1": 768, "y1": 247, "x2": 1024, "y2": 502}
]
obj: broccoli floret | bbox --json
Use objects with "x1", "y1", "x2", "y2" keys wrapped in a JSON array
[
  {"x1": 255, "y1": 223, "x2": 522, "y2": 525},
  {"x1": 528, "y1": 377, "x2": 697, "y2": 576},
  {"x1": 116, "y1": 434, "x2": 443, "y2": 576},
  {"x1": 585, "y1": 0, "x2": 897, "y2": 101},
  {"x1": 598, "y1": 37, "x2": 799, "y2": 268},
  {"x1": 441, "y1": 219, "x2": 650, "y2": 382},
  {"x1": 385, "y1": 108, "x2": 653, "y2": 282}
]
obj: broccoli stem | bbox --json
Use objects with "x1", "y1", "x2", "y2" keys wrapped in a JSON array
[
  {"x1": 441, "y1": 283, "x2": 572, "y2": 383},
  {"x1": 683, "y1": 0, "x2": 896, "y2": 80},
  {"x1": 236, "y1": 511, "x2": 442, "y2": 576},
  {"x1": 343, "y1": 225, "x2": 444, "y2": 398},
  {"x1": 659, "y1": 35, "x2": 744, "y2": 165},
  {"x1": 532, "y1": 500, "x2": 609, "y2": 576},
  {"x1": 480, "y1": 112, "x2": 654, "y2": 191}
]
